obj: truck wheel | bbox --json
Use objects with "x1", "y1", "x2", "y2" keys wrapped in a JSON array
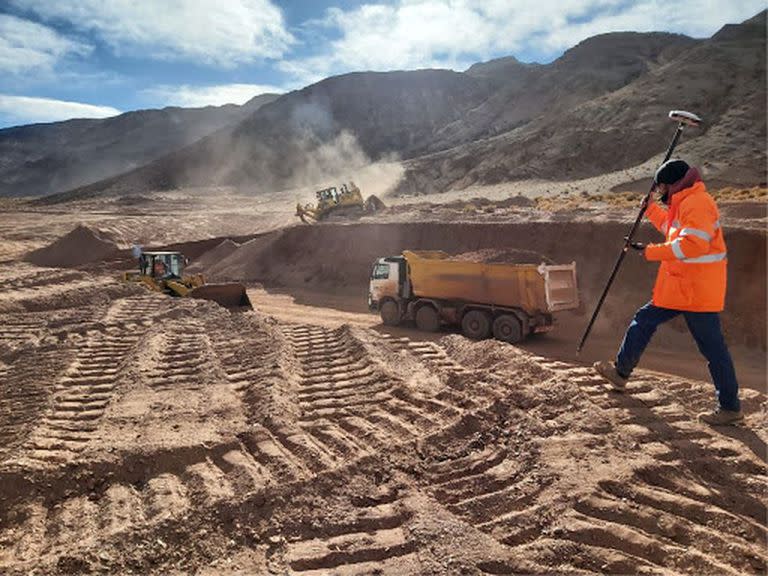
[
  {"x1": 415, "y1": 305, "x2": 440, "y2": 332},
  {"x1": 380, "y1": 300, "x2": 400, "y2": 326},
  {"x1": 493, "y1": 314, "x2": 523, "y2": 344},
  {"x1": 462, "y1": 310, "x2": 492, "y2": 340}
]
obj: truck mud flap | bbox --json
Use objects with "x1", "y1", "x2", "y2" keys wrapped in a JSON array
[{"x1": 188, "y1": 283, "x2": 253, "y2": 310}]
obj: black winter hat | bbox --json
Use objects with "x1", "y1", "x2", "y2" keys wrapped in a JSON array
[{"x1": 654, "y1": 159, "x2": 690, "y2": 185}]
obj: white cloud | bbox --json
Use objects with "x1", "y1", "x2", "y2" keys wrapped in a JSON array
[
  {"x1": 0, "y1": 95, "x2": 120, "y2": 125},
  {"x1": 280, "y1": 0, "x2": 766, "y2": 85},
  {"x1": 0, "y1": 14, "x2": 91, "y2": 74},
  {"x1": 14, "y1": 0, "x2": 294, "y2": 67},
  {"x1": 145, "y1": 83, "x2": 284, "y2": 107}
]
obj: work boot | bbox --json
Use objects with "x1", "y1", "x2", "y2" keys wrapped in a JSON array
[
  {"x1": 698, "y1": 408, "x2": 744, "y2": 426},
  {"x1": 593, "y1": 360, "x2": 627, "y2": 392}
]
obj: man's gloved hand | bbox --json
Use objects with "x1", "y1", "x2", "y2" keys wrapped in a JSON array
[{"x1": 624, "y1": 236, "x2": 646, "y2": 251}]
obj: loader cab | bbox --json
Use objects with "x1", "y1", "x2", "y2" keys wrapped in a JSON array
[
  {"x1": 140, "y1": 251, "x2": 185, "y2": 280},
  {"x1": 367, "y1": 256, "x2": 406, "y2": 310}
]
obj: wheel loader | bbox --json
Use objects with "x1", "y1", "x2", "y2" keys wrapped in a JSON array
[
  {"x1": 295, "y1": 181, "x2": 383, "y2": 223},
  {"x1": 123, "y1": 251, "x2": 252, "y2": 309}
]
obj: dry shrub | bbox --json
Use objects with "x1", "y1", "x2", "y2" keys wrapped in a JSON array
[
  {"x1": 536, "y1": 187, "x2": 768, "y2": 211},
  {"x1": 712, "y1": 187, "x2": 768, "y2": 202}
]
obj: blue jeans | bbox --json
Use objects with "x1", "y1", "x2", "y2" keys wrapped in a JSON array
[{"x1": 616, "y1": 302, "x2": 740, "y2": 411}]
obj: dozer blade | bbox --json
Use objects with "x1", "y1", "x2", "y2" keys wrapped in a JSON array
[
  {"x1": 298, "y1": 211, "x2": 317, "y2": 224},
  {"x1": 188, "y1": 283, "x2": 253, "y2": 310}
]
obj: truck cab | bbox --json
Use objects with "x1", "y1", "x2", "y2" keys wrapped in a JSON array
[{"x1": 368, "y1": 256, "x2": 406, "y2": 310}]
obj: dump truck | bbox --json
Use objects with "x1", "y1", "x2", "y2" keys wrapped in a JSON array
[
  {"x1": 368, "y1": 250, "x2": 578, "y2": 343},
  {"x1": 296, "y1": 181, "x2": 383, "y2": 223},
  {"x1": 123, "y1": 250, "x2": 252, "y2": 309}
]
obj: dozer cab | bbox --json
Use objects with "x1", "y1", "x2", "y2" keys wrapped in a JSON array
[
  {"x1": 296, "y1": 181, "x2": 382, "y2": 224},
  {"x1": 123, "y1": 251, "x2": 252, "y2": 309}
]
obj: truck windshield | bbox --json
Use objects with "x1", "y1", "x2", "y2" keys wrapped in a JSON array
[{"x1": 372, "y1": 263, "x2": 390, "y2": 279}]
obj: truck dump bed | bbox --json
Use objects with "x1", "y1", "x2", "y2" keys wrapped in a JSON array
[{"x1": 403, "y1": 250, "x2": 578, "y2": 314}]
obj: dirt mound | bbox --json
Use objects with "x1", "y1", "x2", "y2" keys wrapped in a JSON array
[
  {"x1": 25, "y1": 225, "x2": 119, "y2": 268},
  {"x1": 187, "y1": 239, "x2": 240, "y2": 273},
  {"x1": 455, "y1": 248, "x2": 553, "y2": 264}
]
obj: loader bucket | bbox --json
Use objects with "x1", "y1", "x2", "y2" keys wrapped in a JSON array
[{"x1": 188, "y1": 283, "x2": 253, "y2": 310}]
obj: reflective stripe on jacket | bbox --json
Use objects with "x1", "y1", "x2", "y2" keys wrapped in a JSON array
[{"x1": 644, "y1": 181, "x2": 727, "y2": 312}]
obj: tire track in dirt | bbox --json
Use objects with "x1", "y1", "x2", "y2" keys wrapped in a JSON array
[
  {"x1": 143, "y1": 320, "x2": 212, "y2": 391},
  {"x1": 284, "y1": 325, "x2": 464, "y2": 463},
  {"x1": 0, "y1": 439, "x2": 277, "y2": 569},
  {"x1": 0, "y1": 268, "x2": 85, "y2": 291},
  {"x1": 2, "y1": 262, "x2": 764, "y2": 575},
  {"x1": 0, "y1": 346, "x2": 75, "y2": 462},
  {"x1": 274, "y1": 327, "x2": 532, "y2": 575},
  {"x1": 283, "y1": 495, "x2": 419, "y2": 575},
  {"x1": 0, "y1": 277, "x2": 96, "y2": 306},
  {"x1": 424, "y1": 444, "x2": 549, "y2": 546},
  {"x1": 0, "y1": 315, "x2": 46, "y2": 349},
  {"x1": 1, "y1": 310, "x2": 322, "y2": 569},
  {"x1": 419, "y1": 339, "x2": 767, "y2": 575},
  {"x1": 558, "y1": 370, "x2": 768, "y2": 576},
  {"x1": 378, "y1": 334, "x2": 507, "y2": 413},
  {"x1": 20, "y1": 295, "x2": 169, "y2": 464}
]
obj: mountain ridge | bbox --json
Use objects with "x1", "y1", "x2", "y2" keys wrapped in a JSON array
[
  {"x1": 22, "y1": 11, "x2": 768, "y2": 203},
  {"x1": 0, "y1": 93, "x2": 279, "y2": 197}
]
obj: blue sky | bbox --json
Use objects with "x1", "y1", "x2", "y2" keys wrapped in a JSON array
[{"x1": 0, "y1": 0, "x2": 764, "y2": 128}]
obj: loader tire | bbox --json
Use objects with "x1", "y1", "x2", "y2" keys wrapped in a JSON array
[
  {"x1": 493, "y1": 314, "x2": 523, "y2": 344},
  {"x1": 462, "y1": 309, "x2": 492, "y2": 340},
  {"x1": 415, "y1": 305, "x2": 440, "y2": 333},
  {"x1": 380, "y1": 300, "x2": 400, "y2": 326}
]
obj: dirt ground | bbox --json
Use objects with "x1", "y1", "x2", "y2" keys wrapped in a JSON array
[{"x1": 0, "y1": 182, "x2": 766, "y2": 575}]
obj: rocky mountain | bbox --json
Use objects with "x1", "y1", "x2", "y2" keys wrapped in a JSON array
[
  {"x1": 39, "y1": 70, "x2": 493, "y2": 201},
  {"x1": 436, "y1": 32, "x2": 697, "y2": 148},
  {"x1": 398, "y1": 12, "x2": 767, "y2": 194},
  {"x1": 32, "y1": 11, "x2": 767, "y2": 203},
  {"x1": 0, "y1": 93, "x2": 278, "y2": 197}
]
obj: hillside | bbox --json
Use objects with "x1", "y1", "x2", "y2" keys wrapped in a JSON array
[
  {"x1": 36, "y1": 11, "x2": 767, "y2": 203},
  {"x1": 38, "y1": 70, "x2": 492, "y2": 202},
  {"x1": 398, "y1": 12, "x2": 767, "y2": 194},
  {"x1": 0, "y1": 93, "x2": 278, "y2": 197},
  {"x1": 435, "y1": 32, "x2": 697, "y2": 148}
]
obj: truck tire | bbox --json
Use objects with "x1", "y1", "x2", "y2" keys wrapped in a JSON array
[
  {"x1": 415, "y1": 305, "x2": 440, "y2": 332},
  {"x1": 493, "y1": 314, "x2": 523, "y2": 344},
  {"x1": 380, "y1": 300, "x2": 400, "y2": 326},
  {"x1": 461, "y1": 309, "x2": 492, "y2": 340}
]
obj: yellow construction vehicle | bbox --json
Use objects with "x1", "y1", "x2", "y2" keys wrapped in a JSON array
[
  {"x1": 296, "y1": 182, "x2": 383, "y2": 223},
  {"x1": 368, "y1": 250, "x2": 579, "y2": 342},
  {"x1": 123, "y1": 250, "x2": 252, "y2": 309}
]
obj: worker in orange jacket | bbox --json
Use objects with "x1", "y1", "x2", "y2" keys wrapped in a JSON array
[{"x1": 594, "y1": 159, "x2": 742, "y2": 425}]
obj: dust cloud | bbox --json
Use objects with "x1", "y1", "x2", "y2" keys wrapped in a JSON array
[{"x1": 287, "y1": 129, "x2": 404, "y2": 203}]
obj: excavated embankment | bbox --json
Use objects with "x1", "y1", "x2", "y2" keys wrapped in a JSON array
[{"x1": 206, "y1": 222, "x2": 767, "y2": 350}]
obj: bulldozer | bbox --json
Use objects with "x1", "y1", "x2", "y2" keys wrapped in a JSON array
[
  {"x1": 123, "y1": 250, "x2": 252, "y2": 309},
  {"x1": 295, "y1": 181, "x2": 383, "y2": 224}
]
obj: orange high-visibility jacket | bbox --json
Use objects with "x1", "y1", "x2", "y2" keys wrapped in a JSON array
[{"x1": 644, "y1": 181, "x2": 727, "y2": 312}]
